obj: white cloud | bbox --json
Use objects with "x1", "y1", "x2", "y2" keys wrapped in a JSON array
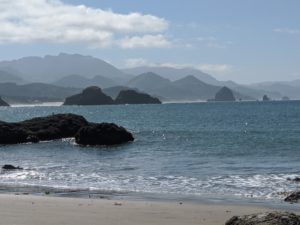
[
  {"x1": 0, "y1": 0, "x2": 169, "y2": 48},
  {"x1": 124, "y1": 58, "x2": 233, "y2": 74},
  {"x1": 273, "y1": 28, "x2": 300, "y2": 34},
  {"x1": 119, "y1": 34, "x2": 171, "y2": 49}
]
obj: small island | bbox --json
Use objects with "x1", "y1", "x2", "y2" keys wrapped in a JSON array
[
  {"x1": 262, "y1": 94, "x2": 270, "y2": 101},
  {"x1": 64, "y1": 86, "x2": 114, "y2": 105},
  {"x1": 63, "y1": 86, "x2": 161, "y2": 105},
  {"x1": 0, "y1": 97, "x2": 9, "y2": 106},
  {"x1": 214, "y1": 86, "x2": 236, "y2": 101},
  {"x1": 115, "y1": 90, "x2": 161, "y2": 104}
]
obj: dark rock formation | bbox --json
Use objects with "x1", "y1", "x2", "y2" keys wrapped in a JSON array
[
  {"x1": 0, "y1": 97, "x2": 9, "y2": 106},
  {"x1": 214, "y1": 86, "x2": 235, "y2": 101},
  {"x1": 115, "y1": 90, "x2": 161, "y2": 104},
  {"x1": 225, "y1": 212, "x2": 300, "y2": 225},
  {"x1": 64, "y1": 86, "x2": 114, "y2": 105},
  {"x1": 0, "y1": 114, "x2": 88, "y2": 144},
  {"x1": 284, "y1": 191, "x2": 300, "y2": 203},
  {"x1": 0, "y1": 113, "x2": 134, "y2": 146},
  {"x1": 263, "y1": 94, "x2": 270, "y2": 101},
  {"x1": 2, "y1": 164, "x2": 23, "y2": 170},
  {"x1": 75, "y1": 123, "x2": 134, "y2": 146},
  {"x1": 287, "y1": 177, "x2": 300, "y2": 182}
]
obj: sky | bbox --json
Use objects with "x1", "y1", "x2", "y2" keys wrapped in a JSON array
[{"x1": 0, "y1": 0, "x2": 299, "y2": 84}]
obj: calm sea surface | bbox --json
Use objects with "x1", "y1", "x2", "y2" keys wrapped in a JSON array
[{"x1": 0, "y1": 101, "x2": 300, "y2": 205}]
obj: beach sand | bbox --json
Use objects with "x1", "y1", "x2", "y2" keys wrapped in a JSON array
[{"x1": 0, "y1": 194, "x2": 298, "y2": 225}]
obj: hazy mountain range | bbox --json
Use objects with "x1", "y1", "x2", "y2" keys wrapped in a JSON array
[{"x1": 0, "y1": 53, "x2": 299, "y2": 103}]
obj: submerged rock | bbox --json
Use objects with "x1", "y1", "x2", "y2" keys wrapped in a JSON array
[
  {"x1": 0, "y1": 113, "x2": 88, "y2": 144},
  {"x1": 115, "y1": 90, "x2": 161, "y2": 104},
  {"x1": 2, "y1": 164, "x2": 23, "y2": 170},
  {"x1": 75, "y1": 123, "x2": 134, "y2": 146},
  {"x1": 214, "y1": 86, "x2": 235, "y2": 101},
  {"x1": 0, "y1": 97, "x2": 9, "y2": 106},
  {"x1": 225, "y1": 212, "x2": 300, "y2": 225},
  {"x1": 284, "y1": 191, "x2": 300, "y2": 203},
  {"x1": 63, "y1": 86, "x2": 114, "y2": 105}
]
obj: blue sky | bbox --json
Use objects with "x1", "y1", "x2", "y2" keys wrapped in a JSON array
[{"x1": 0, "y1": 0, "x2": 299, "y2": 83}]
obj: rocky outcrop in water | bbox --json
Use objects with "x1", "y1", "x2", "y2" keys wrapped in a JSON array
[
  {"x1": 115, "y1": 90, "x2": 161, "y2": 104},
  {"x1": 287, "y1": 177, "x2": 300, "y2": 182},
  {"x1": 214, "y1": 86, "x2": 235, "y2": 101},
  {"x1": 263, "y1": 95, "x2": 270, "y2": 101},
  {"x1": 0, "y1": 113, "x2": 134, "y2": 146},
  {"x1": 0, "y1": 114, "x2": 88, "y2": 144},
  {"x1": 284, "y1": 191, "x2": 300, "y2": 203},
  {"x1": 225, "y1": 212, "x2": 300, "y2": 225},
  {"x1": 64, "y1": 86, "x2": 114, "y2": 105},
  {"x1": 2, "y1": 164, "x2": 23, "y2": 170},
  {"x1": 75, "y1": 123, "x2": 134, "y2": 146},
  {"x1": 0, "y1": 97, "x2": 9, "y2": 106}
]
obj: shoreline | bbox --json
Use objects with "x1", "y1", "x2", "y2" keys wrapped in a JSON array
[
  {"x1": 0, "y1": 193, "x2": 299, "y2": 225},
  {"x1": 0, "y1": 182, "x2": 299, "y2": 211}
]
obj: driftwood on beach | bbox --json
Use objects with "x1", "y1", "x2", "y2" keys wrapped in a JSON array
[{"x1": 0, "y1": 113, "x2": 134, "y2": 146}]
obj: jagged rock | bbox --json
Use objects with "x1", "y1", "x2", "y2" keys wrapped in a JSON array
[
  {"x1": 2, "y1": 164, "x2": 23, "y2": 170},
  {"x1": 63, "y1": 86, "x2": 114, "y2": 105},
  {"x1": 263, "y1": 95, "x2": 270, "y2": 101},
  {"x1": 225, "y1": 212, "x2": 300, "y2": 225},
  {"x1": 115, "y1": 90, "x2": 161, "y2": 104},
  {"x1": 284, "y1": 191, "x2": 300, "y2": 203},
  {"x1": 214, "y1": 86, "x2": 235, "y2": 101},
  {"x1": 75, "y1": 123, "x2": 134, "y2": 146},
  {"x1": 0, "y1": 97, "x2": 9, "y2": 106},
  {"x1": 0, "y1": 113, "x2": 88, "y2": 144}
]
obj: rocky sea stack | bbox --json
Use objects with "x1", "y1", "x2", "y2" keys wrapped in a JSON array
[
  {"x1": 0, "y1": 97, "x2": 9, "y2": 106},
  {"x1": 214, "y1": 86, "x2": 235, "y2": 101},
  {"x1": 225, "y1": 212, "x2": 300, "y2": 225},
  {"x1": 115, "y1": 90, "x2": 161, "y2": 104},
  {"x1": 0, "y1": 113, "x2": 134, "y2": 146},
  {"x1": 263, "y1": 94, "x2": 271, "y2": 101},
  {"x1": 64, "y1": 86, "x2": 114, "y2": 105}
]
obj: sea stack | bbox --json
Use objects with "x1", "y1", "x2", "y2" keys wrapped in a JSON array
[
  {"x1": 63, "y1": 86, "x2": 114, "y2": 105},
  {"x1": 0, "y1": 97, "x2": 9, "y2": 106},
  {"x1": 115, "y1": 90, "x2": 161, "y2": 104},
  {"x1": 214, "y1": 87, "x2": 235, "y2": 101},
  {"x1": 262, "y1": 94, "x2": 270, "y2": 101}
]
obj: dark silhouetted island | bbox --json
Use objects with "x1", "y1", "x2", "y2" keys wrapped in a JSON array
[
  {"x1": 282, "y1": 96, "x2": 290, "y2": 101},
  {"x1": 263, "y1": 94, "x2": 270, "y2": 101},
  {"x1": 64, "y1": 86, "x2": 114, "y2": 105},
  {"x1": 0, "y1": 113, "x2": 134, "y2": 146},
  {"x1": 115, "y1": 90, "x2": 161, "y2": 104},
  {"x1": 214, "y1": 87, "x2": 235, "y2": 101},
  {"x1": 0, "y1": 97, "x2": 9, "y2": 106}
]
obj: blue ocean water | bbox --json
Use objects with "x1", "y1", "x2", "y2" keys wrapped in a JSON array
[{"x1": 0, "y1": 101, "x2": 300, "y2": 205}]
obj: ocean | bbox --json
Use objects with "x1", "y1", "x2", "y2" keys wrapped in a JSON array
[{"x1": 0, "y1": 101, "x2": 300, "y2": 206}]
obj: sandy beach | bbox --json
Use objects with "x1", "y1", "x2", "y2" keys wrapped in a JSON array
[{"x1": 0, "y1": 194, "x2": 298, "y2": 225}]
